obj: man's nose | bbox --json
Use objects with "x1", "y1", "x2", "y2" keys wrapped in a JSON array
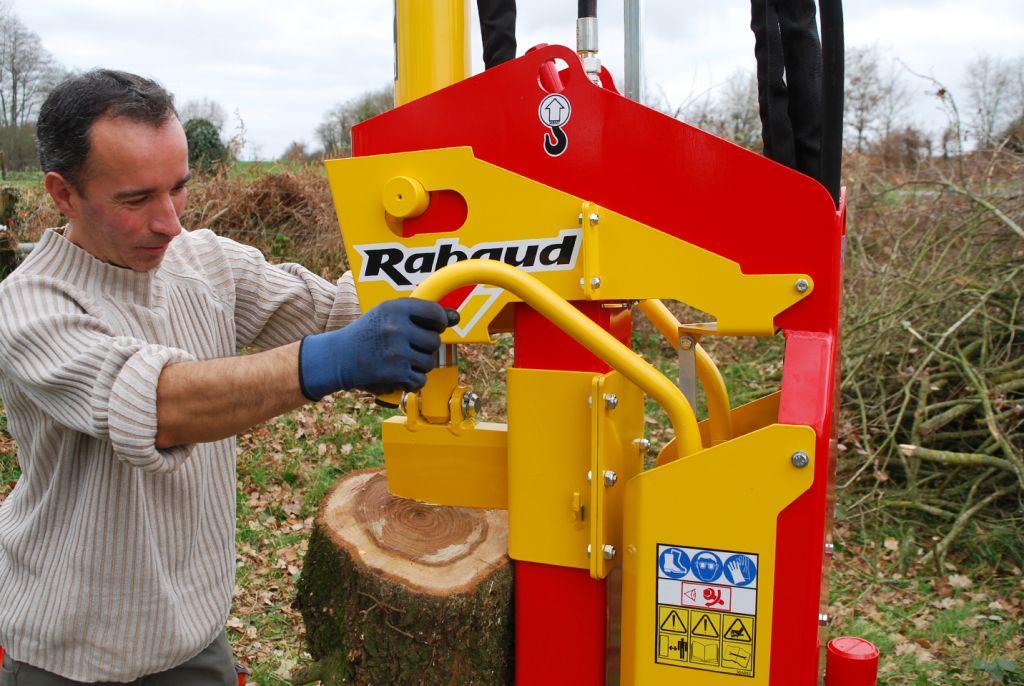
[{"x1": 150, "y1": 193, "x2": 182, "y2": 237}]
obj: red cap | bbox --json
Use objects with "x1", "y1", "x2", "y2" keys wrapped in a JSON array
[{"x1": 826, "y1": 637, "x2": 879, "y2": 686}]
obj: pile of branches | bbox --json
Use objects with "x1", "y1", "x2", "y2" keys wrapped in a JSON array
[
  {"x1": 181, "y1": 166, "x2": 347, "y2": 278},
  {"x1": 840, "y1": 151, "x2": 1023, "y2": 569}
]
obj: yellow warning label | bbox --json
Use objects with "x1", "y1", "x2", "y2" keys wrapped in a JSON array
[{"x1": 656, "y1": 607, "x2": 757, "y2": 677}]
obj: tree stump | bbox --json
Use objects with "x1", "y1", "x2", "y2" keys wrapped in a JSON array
[{"x1": 294, "y1": 468, "x2": 513, "y2": 686}]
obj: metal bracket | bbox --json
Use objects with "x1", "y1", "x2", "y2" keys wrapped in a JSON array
[
  {"x1": 581, "y1": 200, "x2": 602, "y2": 299},
  {"x1": 677, "y1": 333, "x2": 697, "y2": 413}
]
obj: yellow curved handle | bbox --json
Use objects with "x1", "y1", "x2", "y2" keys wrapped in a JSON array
[
  {"x1": 404, "y1": 260, "x2": 704, "y2": 458},
  {"x1": 636, "y1": 299, "x2": 733, "y2": 445}
]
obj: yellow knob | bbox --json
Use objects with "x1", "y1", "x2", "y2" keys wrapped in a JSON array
[{"x1": 382, "y1": 176, "x2": 430, "y2": 218}]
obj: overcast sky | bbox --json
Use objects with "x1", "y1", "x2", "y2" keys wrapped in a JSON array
[{"x1": 15, "y1": 0, "x2": 1024, "y2": 158}]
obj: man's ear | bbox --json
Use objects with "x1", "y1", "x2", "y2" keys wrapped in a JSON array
[{"x1": 44, "y1": 172, "x2": 80, "y2": 218}]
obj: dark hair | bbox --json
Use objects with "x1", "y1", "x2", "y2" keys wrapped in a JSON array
[{"x1": 36, "y1": 69, "x2": 177, "y2": 189}]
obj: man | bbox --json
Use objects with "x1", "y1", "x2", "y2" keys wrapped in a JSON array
[{"x1": 0, "y1": 70, "x2": 455, "y2": 684}]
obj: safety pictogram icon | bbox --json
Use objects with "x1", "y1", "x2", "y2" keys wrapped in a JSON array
[
  {"x1": 724, "y1": 616, "x2": 753, "y2": 643},
  {"x1": 691, "y1": 612, "x2": 720, "y2": 639},
  {"x1": 659, "y1": 608, "x2": 688, "y2": 634}
]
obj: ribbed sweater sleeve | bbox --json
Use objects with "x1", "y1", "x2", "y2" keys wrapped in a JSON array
[
  {"x1": 0, "y1": 276, "x2": 196, "y2": 473},
  {"x1": 201, "y1": 230, "x2": 361, "y2": 349}
]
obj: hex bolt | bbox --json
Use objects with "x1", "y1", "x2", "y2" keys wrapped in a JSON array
[
  {"x1": 589, "y1": 212, "x2": 600, "y2": 225},
  {"x1": 824, "y1": 543, "x2": 835, "y2": 557},
  {"x1": 604, "y1": 393, "x2": 618, "y2": 410},
  {"x1": 579, "y1": 277, "x2": 585, "y2": 288},
  {"x1": 795, "y1": 278, "x2": 810, "y2": 293},
  {"x1": 586, "y1": 470, "x2": 593, "y2": 483},
  {"x1": 634, "y1": 438, "x2": 651, "y2": 452},
  {"x1": 578, "y1": 213, "x2": 584, "y2": 225},
  {"x1": 602, "y1": 544, "x2": 617, "y2": 560},
  {"x1": 587, "y1": 544, "x2": 592, "y2": 557},
  {"x1": 461, "y1": 392, "x2": 481, "y2": 417},
  {"x1": 791, "y1": 450, "x2": 810, "y2": 468},
  {"x1": 591, "y1": 276, "x2": 602, "y2": 289},
  {"x1": 818, "y1": 613, "x2": 830, "y2": 627},
  {"x1": 603, "y1": 470, "x2": 618, "y2": 487}
]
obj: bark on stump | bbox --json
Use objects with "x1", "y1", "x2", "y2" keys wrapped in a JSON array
[{"x1": 294, "y1": 468, "x2": 513, "y2": 686}]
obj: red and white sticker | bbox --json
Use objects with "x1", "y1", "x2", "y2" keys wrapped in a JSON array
[{"x1": 682, "y1": 583, "x2": 733, "y2": 612}]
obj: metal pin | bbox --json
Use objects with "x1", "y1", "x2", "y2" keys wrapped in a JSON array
[
  {"x1": 603, "y1": 470, "x2": 618, "y2": 487},
  {"x1": 602, "y1": 545, "x2": 617, "y2": 560}
]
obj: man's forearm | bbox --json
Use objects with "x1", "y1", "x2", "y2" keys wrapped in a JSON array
[{"x1": 155, "y1": 342, "x2": 309, "y2": 449}]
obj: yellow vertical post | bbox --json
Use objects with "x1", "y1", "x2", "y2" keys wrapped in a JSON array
[{"x1": 394, "y1": 0, "x2": 471, "y2": 106}]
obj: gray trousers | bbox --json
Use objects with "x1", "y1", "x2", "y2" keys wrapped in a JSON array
[{"x1": 0, "y1": 632, "x2": 239, "y2": 686}]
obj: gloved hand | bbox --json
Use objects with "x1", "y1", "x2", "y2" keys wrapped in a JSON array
[{"x1": 298, "y1": 298, "x2": 460, "y2": 401}]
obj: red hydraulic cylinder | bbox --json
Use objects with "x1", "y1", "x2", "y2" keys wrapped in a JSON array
[{"x1": 826, "y1": 637, "x2": 880, "y2": 686}]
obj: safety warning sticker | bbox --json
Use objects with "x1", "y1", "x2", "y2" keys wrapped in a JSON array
[{"x1": 655, "y1": 544, "x2": 759, "y2": 677}]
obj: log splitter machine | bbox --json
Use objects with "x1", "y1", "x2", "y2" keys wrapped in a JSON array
[{"x1": 325, "y1": 1, "x2": 880, "y2": 684}]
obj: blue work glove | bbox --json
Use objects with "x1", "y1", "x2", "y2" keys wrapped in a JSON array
[{"x1": 298, "y1": 298, "x2": 460, "y2": 401}]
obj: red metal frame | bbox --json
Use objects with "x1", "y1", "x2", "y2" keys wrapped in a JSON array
[{"x1": 353, "y1": 44, "x2": 844, "y2": 686}]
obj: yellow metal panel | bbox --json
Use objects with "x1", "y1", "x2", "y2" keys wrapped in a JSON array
[
  {"x1": 620, "y1": 424, "x2": 815, "y2": 686},
  {"x1": 325, "y1": 147, "x2": 811, "y2": 339},
  {"x1": 383, "y1": 418, "x2": 508, "y2": 509},
  {"x1": 394, "y1": 0, "x2": 470, "y2": 106},
  {"x1": 507, "y1": 368, "x2": 594, "y2": 570}
]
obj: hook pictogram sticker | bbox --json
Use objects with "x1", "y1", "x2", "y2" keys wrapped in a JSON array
[{"x1": 539, "y1": 94, "x2": 571, "y2": 156}]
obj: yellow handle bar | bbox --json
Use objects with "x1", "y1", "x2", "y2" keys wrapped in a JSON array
[
  {"x1": 636, "y1": 299, "x2": 733, "y2": 445},
  {"x1": 380, "y1": 259, "x2": 703, "y2": 459}
]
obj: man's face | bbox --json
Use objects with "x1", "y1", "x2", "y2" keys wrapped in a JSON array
[{"x1": 59, "y1": 115, "x2": 191, "y2": 272}]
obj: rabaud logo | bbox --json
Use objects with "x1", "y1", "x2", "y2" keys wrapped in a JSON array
[{"x1": 356, "y1": 229, "x2": 582, "y2": 290}]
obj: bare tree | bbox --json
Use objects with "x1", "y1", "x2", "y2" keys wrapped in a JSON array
[
  {"x1": 179, "y1": 97, "x2": 228, "y2": 132},
  {"x1": 0, "y1": 9, "x2": 60, "y2": 127},
  {"x1": 845, "y1": 46, "x2": 911, "y2": 153},
  {"x1": 965, "y1": 54, "x2": 1023, "y2": 148},
  {"x1": 316, "y1": 85, "x2": 393, "y2": 158}
]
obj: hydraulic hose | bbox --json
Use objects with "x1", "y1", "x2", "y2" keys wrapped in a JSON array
[{"x1": 819, "y1": 0, "x2": 845, "y2": 205}]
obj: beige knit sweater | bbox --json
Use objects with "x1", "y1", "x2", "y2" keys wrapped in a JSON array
[{"x1": 0, "y1": 227, "x2": 359, "y2": 682}]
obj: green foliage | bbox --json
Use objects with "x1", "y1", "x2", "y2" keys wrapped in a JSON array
[
  {"x1": 184, "y1": 117, "x2": 228, "y2": 173},
  {"x1": 975, "y1": 658, "x2": 1023, "y2": 685}
]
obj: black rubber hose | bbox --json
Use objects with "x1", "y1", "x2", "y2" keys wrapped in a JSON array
[
  {"x1": 578, "y1": 0, "x2": 597, "y2": 18},
  {"x1": 751, "y1": 0, "x2": 823, "y2": 183},
  {"x1": 477, "y1": 0, "x2": 517, "y2": 69},
  {"x1": 819, "y1": 0, "x2": 844, "y2": 205}
]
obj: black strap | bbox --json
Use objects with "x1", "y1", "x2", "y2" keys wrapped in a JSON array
[{"x1": 477, "y1": 0, "x2": 517, "y2": 69}]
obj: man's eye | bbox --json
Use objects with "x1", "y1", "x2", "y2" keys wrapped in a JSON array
[{"x1": 124, "y1": 196, "x2": 148, "y2": 207}]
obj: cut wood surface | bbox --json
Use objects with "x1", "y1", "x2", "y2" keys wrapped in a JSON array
[{"x1": 293, "y1": 468, "x2": 513, "y2": 686}]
